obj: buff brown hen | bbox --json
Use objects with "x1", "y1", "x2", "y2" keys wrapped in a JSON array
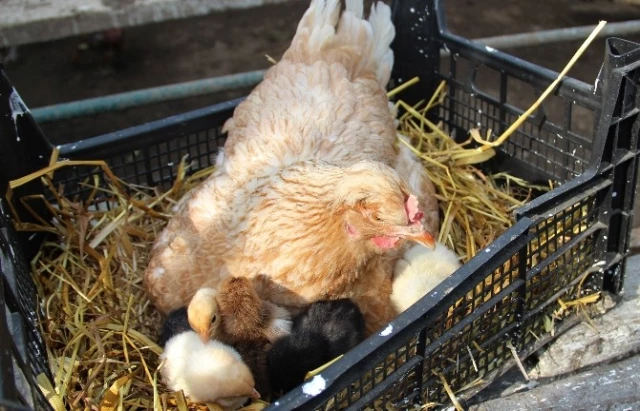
[{"x1": 145, "y1": 0, "x2": 439, "y2": 334}]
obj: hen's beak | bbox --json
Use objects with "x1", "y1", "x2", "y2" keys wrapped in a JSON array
[
  {"x1": 392, "y1": 225, "x2": 436, "y2": 250},
  {"x1": 406, "y1": 230, "x2": 436, "y2": 250},
  {"x1": 250, "y1": 388, "x2": 261, "y2": 399}
]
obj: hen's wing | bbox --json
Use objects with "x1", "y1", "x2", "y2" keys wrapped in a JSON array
[
  {"x1": 218, "y1": 0, "x2": 397, "y2": 184},
  {"x1": 144, "y1": 173, "x2": 235, "y2": 314}
]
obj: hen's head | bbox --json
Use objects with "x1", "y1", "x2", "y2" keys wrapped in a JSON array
[
  {"x1": 187, "y1": 287, "x2": 221, "y2": 343},
  {"x1": 336, "y1": 161, "x2": 436, "y2": 253}
]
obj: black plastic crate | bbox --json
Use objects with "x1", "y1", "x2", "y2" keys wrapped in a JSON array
[{"x1": 1, "y1": 0, "x2": 640, "y2": 409}]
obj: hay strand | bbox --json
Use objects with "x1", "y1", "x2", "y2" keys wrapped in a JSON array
[
  {"x1": 468, "y1": 20, "x2": 607, "y2": 149},
  {"x1": 435, "y1": 372, "x2": 464, "y2": 411},
  {"x1": 505, "y1": 340, "x2": 529, "y2": 381}
]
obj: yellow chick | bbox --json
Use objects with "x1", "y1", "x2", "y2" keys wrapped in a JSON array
[
  {"x1": 160, "y1": 331, "x2": 260, "y2": 410},
  {"x1": 391, "y1": 242, "x2": 462, "y2": 313}
]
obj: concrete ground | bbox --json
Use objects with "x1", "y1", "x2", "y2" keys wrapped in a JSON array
[
  {"x1": 469, "y1": 253, "x2": 640, "y2": 410},
  {"x1": 0, "y1": 0, "x2": 293, "y2": 48}
]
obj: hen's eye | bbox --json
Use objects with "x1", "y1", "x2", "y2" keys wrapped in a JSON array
[
  {"x1": 374, "y1": 215, "x2": 382, "y2": 222},
  {"x1": 211, "y1": 315, "x2": 217, "y2": 324}
]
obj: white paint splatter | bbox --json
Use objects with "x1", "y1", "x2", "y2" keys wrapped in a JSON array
[
  {"x1": 8, "y1": 87, "x2": 29, "y2": 140},
  {"x1": 380, "y1": 324, "x2": 393, "y2": 336},
  {"x1": 302, "y1": 375, "x2": 326, "y2": 396}
]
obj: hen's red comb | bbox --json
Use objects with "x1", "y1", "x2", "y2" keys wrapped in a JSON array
[{"x1": 404, "y1": 194, "x2": 423, "y2": 224}]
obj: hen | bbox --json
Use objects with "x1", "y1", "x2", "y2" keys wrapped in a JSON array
[{"x1": 145, "y1": 0, "x2": 439, "y2": 334}]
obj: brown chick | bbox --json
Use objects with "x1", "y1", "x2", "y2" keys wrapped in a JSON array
[
  {"x1": 188, "y1": 277, "x2": 292, "y2": 344},
  {"x1": 187, "y1": 277, "x2": 291, "y2": 397}
]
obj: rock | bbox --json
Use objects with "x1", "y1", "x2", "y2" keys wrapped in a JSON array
[
  {"x1": 470, "y1": 355, "x2": 640, "y2": 411},
  {"x1": 529, "y1": 254, "x2": 640, "y2": 379}
]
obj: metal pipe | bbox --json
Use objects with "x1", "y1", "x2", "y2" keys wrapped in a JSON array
[
  {"x1": 31, "y1": 70, "x2": 265, "y2": 123},
  {"x1": 30, "y1": 20, "x2": 640, "y2": 123},
  {"x1": 450, "y1": 19, "x2": 640, "y2": 56}
]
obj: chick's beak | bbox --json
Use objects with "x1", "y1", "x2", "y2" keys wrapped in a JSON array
[{"x1": 197, "y1": 326, "x2": 211, "y2": 344}]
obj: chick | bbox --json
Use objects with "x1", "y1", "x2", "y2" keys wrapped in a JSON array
[
  {"x1": 267, "y1": 299, "x2": 366, "y2": 395},
  {"x1": 267, "y1": 328, "x2": 331, "y2": 395},
  {"x1": 187, "y1": 276, "x2": 292, "y2": 397},
  {"x1": 187, "y1": 276, "x2": 292, "y2": 344},
  {"x1": 160, "y1": 331, "x2": 260, "y2": 410},
  {"x1": 158, "y1": 307, "x2": 191, "y2": 347},
  {"x1": 159, "y1": 304, "x2": 272, "y2": 398},
  {"x1": 391, "y1": 242, "x2": 462, "y2": 313}
]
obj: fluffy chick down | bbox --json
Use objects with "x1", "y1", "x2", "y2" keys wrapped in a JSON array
[
  {"x1": 391, "y1": 242, "x2": 462, "y2": 313},
  {"x1": 160, "y1": 331, "x2": 259, "y2": 409}
]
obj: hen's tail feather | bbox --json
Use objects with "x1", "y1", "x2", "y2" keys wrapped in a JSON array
[
  {"x1": 345, "y1": 0, "x2": 364, "y2": 18},
  {"x1": 368, "y1": 2, "x2": 395, "y2": 86},
  {"x1": 283, "y1": 0, "x2": 395, "y2": 88}
]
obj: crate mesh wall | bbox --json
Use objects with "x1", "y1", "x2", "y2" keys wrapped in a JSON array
[
  {"x1": 436, "y1": 54, "x2": 595, "y2": 184},
  {"x1": 49, "y1": 126, "x2": 227, "y2": 204}
]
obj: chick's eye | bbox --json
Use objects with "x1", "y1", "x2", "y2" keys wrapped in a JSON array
[
  {"x1": 211, "y1": 315, "x2": 217, "y2": 324},
  {"x1": 373, "y1": 215, "x2": 382, "y2": 222}
]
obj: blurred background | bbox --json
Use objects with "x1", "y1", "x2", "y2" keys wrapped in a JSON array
[{"x1": 2, "y1": 0, "x2": 640, "y2": 143}]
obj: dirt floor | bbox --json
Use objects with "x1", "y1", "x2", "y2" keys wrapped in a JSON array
[{"x1": 3, "y1": 0, "x2": 640, "y2": 145}]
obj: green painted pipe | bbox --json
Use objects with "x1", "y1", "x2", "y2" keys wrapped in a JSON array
[
  {"x1": 31, "y1": 69, "x2": 265, "y2": 123},
  {"x1": 30, "y1": 20, "x2": 640, "y2": 124}
]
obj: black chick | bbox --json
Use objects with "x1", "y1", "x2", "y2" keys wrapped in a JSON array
[
  {"x1": 267, "y1": 299, "x2": 365, "y2": 395},
  {"x1": 158, "y1": 307, "x2": 191, "y2": 347},
  {"x1": 267, "y1": 328, "x2": 331, "y2": 396},
  {"x1": 295, "y1": 299, "x2": 365, "y2": 357}
]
